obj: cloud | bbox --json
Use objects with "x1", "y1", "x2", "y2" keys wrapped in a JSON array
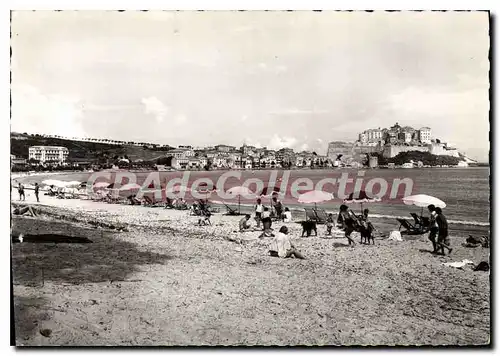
[
  {"x1": 299, "y1": 143, "x2": 309, "y2": 152},
  {"x1": 269, "y1": 108, "x2": 329, "y2": 115},
  {"x1": 141, "y1": 96, "x2": 168, "y2": 123},
  {"x1": 267, "y1": 134, "x2": 297, "y2": 150},
  {"x1": 174, "y1": 114, "x2": 187, "y2": 124},
  {"x1": 11, "y1": 84, "x2": 86, "y2": 137}
]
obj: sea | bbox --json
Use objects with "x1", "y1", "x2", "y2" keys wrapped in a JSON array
[{"x1": 17, "y1": 167, "x2": 490, "y2": 236}]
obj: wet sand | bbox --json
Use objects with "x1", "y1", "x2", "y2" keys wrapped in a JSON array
[{"x1": 10, "y1": 197, "x2": 490, "y2": 346}]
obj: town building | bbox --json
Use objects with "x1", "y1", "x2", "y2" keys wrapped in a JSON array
[
  {"x1": 28, "y1": 146, "x2": 69, "y2": 163},
  {"x1": 215, "y1": 144, "x2": 236, "y2": 152},
  {"x1": 418, "y1": 127, "x2": 432, "y2": 144}
]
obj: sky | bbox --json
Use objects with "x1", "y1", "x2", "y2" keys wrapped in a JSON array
[{"x1": 11, "y1": 11, "x2": 490, "y2": 161}]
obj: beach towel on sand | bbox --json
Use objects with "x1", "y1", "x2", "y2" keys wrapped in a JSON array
[{"x1": 442, "y1": 260, "x2": 474, "y2": 269}]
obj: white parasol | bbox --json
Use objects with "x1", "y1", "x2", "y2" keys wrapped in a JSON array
[{"x1": 298, "y1": 190, "x2": 334, "y2": 209}]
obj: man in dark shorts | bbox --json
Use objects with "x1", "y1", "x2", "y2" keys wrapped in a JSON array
[
  {"x1": 338, "y1": 204, "x2": 356, "y2": 246},
  {"x1": 427, "y1": 204, "x2": 438, "y2": 252},
  {"x1": 18, "y1": 183, "x2": 25, "y2": 201},
  {"x1": 435, "y1": 207, "x2": 452, "y2": 255},
  {"x1": 34, "y1": 183, "x2": 40, "y2": 202}
]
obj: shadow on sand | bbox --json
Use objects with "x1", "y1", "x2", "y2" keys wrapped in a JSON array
[{"x1": 11, "y1": 216, "x2": 172, "y2": 343}]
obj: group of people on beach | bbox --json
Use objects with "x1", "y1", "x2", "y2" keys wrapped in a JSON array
[{"x1": 427, "y1": 204, "x2": 452, "y2": 255}]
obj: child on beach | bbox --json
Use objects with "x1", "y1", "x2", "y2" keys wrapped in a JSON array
[
  {"x1": 283, "y1": 207, "x2": 292, "y2": 223},
  {"x1": 326, "y1": 213, "x2": 334, "y2": 235},
  {"x1": 268, "y1": 226, "x2": 305, "y2": 259},
  {"x1": 360, "y1": 209, "x2": 375, "y2": 244},
  {"x1": 254, "y1": 198, "x2": 263, "y2": 228},
  {"x1": 259, "y1": 207, "x2": 273, "y2": 238},
  {"x1": 239, "y1": 214, "x2": 252, "y2": 232}
]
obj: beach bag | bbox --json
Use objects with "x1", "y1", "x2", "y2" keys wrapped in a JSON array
[{"x1": 474, "y1": 261, "x2": 489, "y2": 272}]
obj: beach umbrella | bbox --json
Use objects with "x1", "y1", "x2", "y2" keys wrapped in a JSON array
[
  {"x1": 343, "y1": 190, "x2": 381, "y2": 214},
  {"x1": 65, "y1": 181, "x2": 82, "y2": 188},
  {"x1": 93, "y1": 181, "x2": 112, "y2": 190},
  {"x1": 402, "y1": 194, "x2": 446, "y2": 216},
  {"x1": 226, "y1": 186, "x2": 255, "y2": 214},
  {"x1": 118, "y1": 183, "x2": 142, "y2": 191},
  {"x1": 298, "y1": 190, "x2": 334, "y2": 209}
]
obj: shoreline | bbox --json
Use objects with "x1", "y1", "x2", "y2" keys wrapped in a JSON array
[{"x1": 12, "y1": 168, "x2": 490, "y2": 235}]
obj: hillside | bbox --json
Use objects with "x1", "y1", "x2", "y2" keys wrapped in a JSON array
[{"x1": 10, "y1": 133, "x2": 170, "y2": 163}]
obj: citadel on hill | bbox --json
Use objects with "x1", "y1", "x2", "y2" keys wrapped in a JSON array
[{"x1": 326, "y1": 122, "x2": 472, "y2": 167}]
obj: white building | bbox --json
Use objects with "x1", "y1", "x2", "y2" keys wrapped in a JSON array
[
  {"x1": 366, "y1": 129, "x2": 383, "y2": 142},
  {"x1": 419, "y1": 127, "x2": 432, "y2": 144},
  {"x1": 29, "y1": 146, "x2": 69, "y2": 163}
]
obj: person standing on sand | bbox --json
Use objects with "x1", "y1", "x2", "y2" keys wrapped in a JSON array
[
  {"x1": 272, "y1": 196, "x2": 283, "y2": 220},
  {"x1": 326, "y1": 213, "x2": 334, "y2": 235},
  {"x1": 34, "y1": 183, "x2": 40, "y2": 203},
  {"x1": 18, "y1": 183, "x2": 25, "y2": 201},
  {"x1": 268, "y1": 226, "x2": 305, "y2": 259},
  {"x1": 254, "y1": 198, "x2": 263, "y2": 228},
  {"x1": 259, "y1": 207, "x2": 273, "y2": 238},
  {"x1": 338, "y1": 204, "x2": 356, "y2": 246},
  {"x1": 427, "y1": 204, "x2": 438, "y2": 253},
  {"x1": 435, "y1": 207, "x2": 452, "y2": 255}
]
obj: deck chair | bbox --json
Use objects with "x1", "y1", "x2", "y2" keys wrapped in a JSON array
[
  {"x1": 224, "y1": 203, "x2": 239, "y2": 215},
  {"x1": 304, "y1": 207, "x2": 318, "y2": 222},
  {"x1": 313, "y1": 208, "x2": 328, "y2": 224},
  {"x1": 397, "y1": 218, "x2": 425, "y2": 235},
  {"x1": 410, "y1": 213, "x2": 422, "y2": 226},
  {"x1": 420, "y1": 216, "x2": 430, "y2": 228}
]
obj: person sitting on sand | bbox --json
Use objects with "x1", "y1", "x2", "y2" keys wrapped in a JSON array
[
  {"x1": 338, "y1": 204, "x2": 356, "y2": 246},
  {"x1": 435, "y1": 207, "x2": 452, "y2": 255},
  {"x1": 239, "y1": 214, "x2": 252, "y2": 232},
  {"x1": 268, "y1": 226, "x2": 305, "y2": 259},
  {"x1": 127, "y1": 194, "x2": 141, "y2": 205},
  {"x1": 12, "y1": 205, "x2": 37, "y2": 217},
  {"x1": 178, "y1": 198, "x2": 188, "y2": 210},
  {"x1": 283, "y1": 207, "x2": 292, "y2": 223},
  {"x1": 198, "y1": 209, "x2": 212, "y2": 226},
  {"x1": 326, "y1": 213, "x2": 334, "y2": 235},
  {"x1": 165, "y1": 197, "x2": 174, "y2": 209}
]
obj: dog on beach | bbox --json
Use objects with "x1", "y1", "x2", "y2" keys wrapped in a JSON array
[{"x1": 301, "y1": 221, "x2": 317, "y2": 237}]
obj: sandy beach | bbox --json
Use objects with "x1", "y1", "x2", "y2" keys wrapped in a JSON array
[{"x1": 11, "y1": 192, "x2": 490, "y2": 346}]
